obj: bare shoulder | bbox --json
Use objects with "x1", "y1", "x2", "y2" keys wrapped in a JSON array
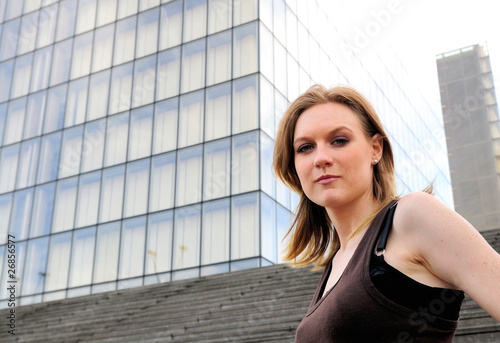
[{"x1": 393, "y1": 192, "x2": 500, "y2": 322}]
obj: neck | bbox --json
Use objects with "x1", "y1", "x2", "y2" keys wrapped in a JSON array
[{"x1": 325, "y1": 193, "x2": 380, "y2": 251}]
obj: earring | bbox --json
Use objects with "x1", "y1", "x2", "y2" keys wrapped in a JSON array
[{"x1": 373, "y1": 159, "x2": 378, "y2": 165}]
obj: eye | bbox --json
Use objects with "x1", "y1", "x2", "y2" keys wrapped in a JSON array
[
  {"x1": 297, "y1": 144, "x2": 314, "y2": 153},
  {"x1": 332, "y1": 138, "x2": 349, "y2": 146}
]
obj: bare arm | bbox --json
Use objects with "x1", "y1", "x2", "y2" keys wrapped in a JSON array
[{"x1": 397, "y1": 192, "x2": 500, "y2": 322}]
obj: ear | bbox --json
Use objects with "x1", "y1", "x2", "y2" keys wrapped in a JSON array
[{"x1": 371, "y1": 133, "x2": 383, "y2": 162}]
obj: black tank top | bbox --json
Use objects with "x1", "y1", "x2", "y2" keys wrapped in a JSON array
[{"x1": 295, "y1": 201, "x2": 464, "y2": 343}]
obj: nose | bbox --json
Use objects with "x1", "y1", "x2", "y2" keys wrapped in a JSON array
[{"x1": 314, "y1": 145, "x2": 333, "y2": 168}]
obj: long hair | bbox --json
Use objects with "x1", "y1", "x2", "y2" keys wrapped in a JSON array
[{"x1": 273, "y1": 85, "x2": 398, "y2": 270}]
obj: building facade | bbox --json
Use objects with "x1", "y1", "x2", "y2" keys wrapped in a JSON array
[
  {"x1": 0, "y1": 0, "x2": 453, "y2": 307},
  {"x1": 437, "y1": 43, "x2": 500, "y2": 231}
]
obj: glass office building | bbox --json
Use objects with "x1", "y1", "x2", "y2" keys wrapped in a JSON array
[{"x1": 0, "y1": 0, "x2": 453, "y2": 307}]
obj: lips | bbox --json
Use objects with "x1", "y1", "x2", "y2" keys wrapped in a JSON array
[{"x1": 315, "y1": 174, "x2": 339, "y2": 184}]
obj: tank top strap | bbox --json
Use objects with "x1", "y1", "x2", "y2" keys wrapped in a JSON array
[{"x1": 375, "y1": 201, "x2": 399, "y2": 254}]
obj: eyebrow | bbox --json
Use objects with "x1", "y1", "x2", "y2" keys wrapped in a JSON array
[{"x1": 293, "y1": 126, "x2": 354, "y2": 146}]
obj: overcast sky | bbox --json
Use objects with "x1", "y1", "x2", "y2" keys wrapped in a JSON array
[{"x1": 320, "y1": 0, "x2": 500, "y2": 106}]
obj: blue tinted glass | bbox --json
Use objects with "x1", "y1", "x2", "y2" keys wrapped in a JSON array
[
  {"x1": 9, "y1": 188, "x2": 34, "y2": 240},
  {"x1": 0, "y1": 59, "x2": 13, "y2": 103},
  {"x1": 30, "y1": 182, "x2": 56, "y2": 238}
]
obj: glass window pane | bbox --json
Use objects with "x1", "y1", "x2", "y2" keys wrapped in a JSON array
[
  {"x1": 76, "y1": 0, "x2": 97, "y2": 34},
  {"x1": 81, "y1": 119, "x2": 106, "y2": 173},
  {"x1": 4, "y1": 1, "x2": 23, "y2": 21},
  {"x1": 24, "y1": 91, "x2": 46, "y2": 140},
  {"x1": 176, "y1": 145, "x2": 202, "y2": 206},
  {"x1": 136, "y1": 8, "x2": 159, "y2": 58},
  {"x1": 173, "y1": 204, "x2": 201, "y2": 269},
  {"x1": 36, "y1": 3, "x2": 57, "y2": 48},
  {"x1": 146, "y1": 211, "x2": 173, "y2": 274},
  {"x1": 119, "y1": 216, "x2": 146, "y2": 278},
  {"x1": 92, "y1": 24, "x2": 114, "y2": 73},
  {"x1": 153, "y1": 98, "x2": 178, "y2": 154},
  {"x1": 37, "y1": 131, "x2": 61, "y2": 183},
  {"x1": 286, "y1": 7, "x2": 298, "y2": 60},
  {"x1": 71, "y1": 32, "x2": 93, "y2": 79},
  {"x1": 0, "y1": 194, "x2": 13, "y2": 243},
  {"x1": 181, "y1": 39, "x2": 206, "y2": 93},
  {"x1": 117, "y1": 0, "x2": 138, "y2": 19},
  {"x1": 233, "y1": 22, "x2": 257, "y2": 78},
  {"x1": 261, "y1": 193, "x2": 276, "y2": 263},
  {"x1": 69, "y1": 227, "x2": 96, "y2": 287},
  {"x1": 31, "y1": 45, "x2": 52, "y2": 92},
  {"x1": 129, "y1": 106, "x2": 153, "y2": 160},
  {"x1": 206, "y1": 30, "x2": 231, "y2": 86},
  {"x1": 233, "y1": 0, "x2": 257, "y2": 25},
  {"x1": 17, "y1": 11, "x2": 38, "y2": 55},
  {"x1": 203, "y1": 138, "x2": 230, "y2": 201},
  {"x1": 113, "y1": 16, "x2": 136, "y2": 66},
  {"x1": 159, "y1": 1, "x2": 182, "y2": 50},
  {"x1": 93, "y1": 222, "x2": 120, "y2": 283},
  {"x1": 11, "y1": 53, "x2": 33, "y2": 98},
  {"x1": 260, "y1": 132, "x2": 275, "y2": 198},
  {"x1": 76, "y1": 171, "x2": 101, "y2": 228},
  {"x1": 30, "y1": 182, "x2": 56, "y2": 238},
  {"x1": 0, "y1": 241, "x2": 26, "y2": 299},
  {"x1": 96, "y1": 0, "x2": 116, "y2": 26},
  {"x1": 149, "y1": 152, "x2": 175, "y2": 212},
  {"x1": 132, "y1": 55, "x2": 156, "y2": 108},
  {"x1": 17, "y1": 138, "x2": 40, "y2": 189},
  {"x1": 231, "y1": 192, "x2": 259, "y2": 259},
  {"x1": 232, "y1": 74, "x2": 258, "y2": 134},
  {"x1": 231, "y1": 131, "x2": 258, "y2": 194},
  {"x1": 205, "y1": 82, "x2": 230, "y2": 141},
  {"x1": 259, "y1": 23, "x2": 273, "y2": 83},
  {"x1": 87, "y1": 69, "x2": 110, "y2": 121},
  {"x1": 140, "y1": 0, "x2": 159, "y2": 11},
  {"x1": 9, "y1": 188, "x2": 34, "y2": 240},
  {"x1": 178, "y1": 90, "x2": 204, "y2": 148},
  {"x1": 3, "y1": 97, "x2": 27, "y2": 145},
  {"x1": 59, "y1": 125, "x2": 83, "y2": 178},
  {"x1": 287, "y1": 54, "x2": 299, "y2": 101},
  {"x1": 65, "y1": 77, "x2": 89, "y2": 128},
  {"x1": 22, "y1": 237, "x2": 49, "y2": 296},
  {"x1": 260, "y1": 76, "x2": 274, "y2": 138},
  {"x1": 183, "y1": 0, "x2": 206, "y2": 43},
  {"x1": 44, "y1": 84, "x2": 67, "y2": 133},
  {"x1": 273, "y1": 0, "x2": 286, "y2": 44},
  {"x1": 99, "y1": 165, "x2": 125, "y2": 223},
  {"x1": 52, "y1": 176, "x2": 78, "y2": 233},
  {"x1": 156, "y1": 47, "x2": 180, "y2": 100},
  {"x1": 0, "y1": 144, "x2": 20, "y2": 194},
  {"x1": 104, "y1": 112, "x2": 129, "y2": 166},
  {"x1": 109, "y1": 62, "x2": 133, "y2": 114},
  {"x1": 124, "y1": 159, "x2": 150, "y2": 217},
  {"x1": 0, "y1": 60, "x2": 14, "y2": 103},
  {"x1": 0, "y1": 18, "x2": 20, "y2": 61},
  {"x1": 0, "y1": 103, "x2": 5, "y2": 146},
  {"x1": 56, "y1": 0, "x2": 76, "y2": 41},
  {"x1": 45, "y1": 232, "x2": 72, "y2": 292},
  {"x1": 208, "y1": 0, "x2": 231, "y2": 34},
  {"x1": 202, "y1": 198, "x2": 229, "y2": 264}
]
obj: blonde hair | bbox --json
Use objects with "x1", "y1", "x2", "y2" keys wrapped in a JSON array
[{"x1": 273, "y1": 85, "x2": 398, "y2": 270}]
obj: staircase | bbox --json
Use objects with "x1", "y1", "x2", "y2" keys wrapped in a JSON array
[
  {"x1": 454, "y1": 229, "x2": 500, "y2": 343},
  {"x1": 0, "y1": 264, "x2": 320, "y2": 343},
  {"x1": 1, "y1": 229, "x2": 499, "y2": 343}
]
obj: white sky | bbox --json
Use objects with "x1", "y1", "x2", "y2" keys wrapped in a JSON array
[{"x1": 320, "y1": 0, "x2": 500, "y2": 106}]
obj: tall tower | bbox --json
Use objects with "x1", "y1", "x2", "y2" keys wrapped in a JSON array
[{"x1": 436, "y1": 43, "x2": 500, "y2": 231}]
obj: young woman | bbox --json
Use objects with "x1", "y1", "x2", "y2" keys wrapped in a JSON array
[{"x1": 273, "y1": 85, "x2": 500, "y2": 342}]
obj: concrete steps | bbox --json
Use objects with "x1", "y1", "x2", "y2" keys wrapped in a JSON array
[{"x1": 1, "y1": 228, "x2": 499, "y2": 342}]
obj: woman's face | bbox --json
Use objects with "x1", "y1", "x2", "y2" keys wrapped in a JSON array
[{"x1": 293, "y1": 102, "x2": 381, "y2": 210}]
